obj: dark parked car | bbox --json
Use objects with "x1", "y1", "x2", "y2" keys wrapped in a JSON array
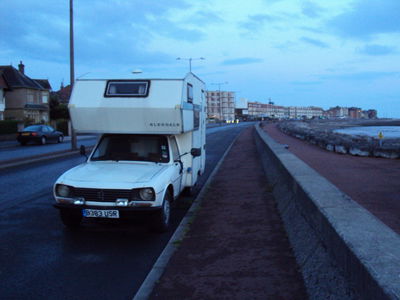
[{"x1": 17, "y1": 125, "x2": 64, "y2": 146}]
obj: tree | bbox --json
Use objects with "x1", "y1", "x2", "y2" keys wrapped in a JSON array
[{"x1": 50, "y1": 93, "x2": 70, "y2": 120}]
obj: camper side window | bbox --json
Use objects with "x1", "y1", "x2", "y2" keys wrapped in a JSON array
[
  {"x1": 187, "y1": 83, "x2": 193, "y2": 103},
  {"x1": 105, "y1": 80, "x2": 150, "y2": 97}
]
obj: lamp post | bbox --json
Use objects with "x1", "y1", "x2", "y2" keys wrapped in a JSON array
[
  {"x1": 211, "y1": 82, "x2": 228, "y2": 123},
  {"x1": 69, "y1": 0, "x2": 77, "y2": 150},
  {"x1": 176, "y1": 57, "x2": 205, "y2": 72}
]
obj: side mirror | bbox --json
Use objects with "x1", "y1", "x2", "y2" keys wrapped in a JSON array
[
  {"x1": 80, "y1": 145, "x2": 87, "y2": 156},
  {"x1": 190, "y1": 148, "x2": 201, "y2": 157}
]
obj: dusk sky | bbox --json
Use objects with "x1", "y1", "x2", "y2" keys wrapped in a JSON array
[{"x1": 1, "y1": 0, "x2": 399, "y2": 117}]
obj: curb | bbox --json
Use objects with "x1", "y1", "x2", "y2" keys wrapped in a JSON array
[{"x1": 132, "y1": 130, "x2": 241, "y2": 300}]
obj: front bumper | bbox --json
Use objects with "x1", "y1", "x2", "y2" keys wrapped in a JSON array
[{"x1": 54, "y1": 203, "x2": 162, "y2": 219}]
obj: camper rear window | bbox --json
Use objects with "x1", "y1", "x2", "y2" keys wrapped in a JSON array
[
  {"x1": 187, "y1": 83, "x2": 193, "y2": 103},
  {"x1": 105, "y1": 80, "x2": 150, "y2": 97}
]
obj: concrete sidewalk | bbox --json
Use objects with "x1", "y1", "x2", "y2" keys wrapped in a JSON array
[{"x1": 149, "y1": 127, "x2": 307, "y2": 299}]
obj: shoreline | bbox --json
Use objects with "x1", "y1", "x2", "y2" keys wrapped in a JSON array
[{"x1": 275, "y1": 119, "x2": 400, "y2": 159}]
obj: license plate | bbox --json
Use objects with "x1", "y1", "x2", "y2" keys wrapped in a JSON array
[
  {"x1": 22, "y1": 133, "x2": 30, "y2": 136},
  {"x1": 82, "y1": 209, "x2": 119, "y2": 219}
]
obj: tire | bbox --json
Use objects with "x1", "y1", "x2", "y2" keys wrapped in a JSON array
[
  {"x1": 40, "y1": 136, "x2": 47, "y2": 145},
  {"x1": 60, "y1": 209, "x2": 82, "y2": 229},
  {"x1": 150, "y1": 191, "x2": 171, "y2": 233},
  {"x1": 58, "y1": 135, "x2": 64, "y2": 143}
]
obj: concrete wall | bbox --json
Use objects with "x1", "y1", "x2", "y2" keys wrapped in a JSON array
[{"x1": 254, "y1": 124, "x2": 400, "y2": 300}]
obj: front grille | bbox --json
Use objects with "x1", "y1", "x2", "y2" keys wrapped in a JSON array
[{"x1": 73, "y1": 188, "x2": 133, "y2": 202}]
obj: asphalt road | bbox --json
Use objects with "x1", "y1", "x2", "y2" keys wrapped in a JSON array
[
  {"x1": 0, "y1": 123, "x2": 253, "y2": 300},
  {"x1": 0, "y1": 135, "x2": 97, "y2": 162}
]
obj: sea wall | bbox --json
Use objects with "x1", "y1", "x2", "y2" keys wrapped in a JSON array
[
  {"x1": 277, "y1": 119, "x2": 400, "y2": 159},
  {"x1": 254, "y1": 123, "x2": 400, "y2": 299}
]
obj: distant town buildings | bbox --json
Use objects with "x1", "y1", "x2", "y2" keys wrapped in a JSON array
[
  {"x1": 0, "y1": 61, "x2": 51, "y2": 123},
  {"x1": 326, "y1": 106, "x2": 377, "y2": 120},
  {"x1": 206, "y1": 90, "x2": 378, "y2": 121},
  {"x1": 247, "y1": 102, "x2": 324, "y2": 119}
]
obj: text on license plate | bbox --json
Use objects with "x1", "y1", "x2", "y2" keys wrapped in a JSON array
[{"x1": 82, "y1": 209, "x2": 119, "y2": 219}]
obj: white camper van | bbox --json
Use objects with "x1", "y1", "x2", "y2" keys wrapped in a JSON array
[{"x1": 53, "y1": 73, "x2": 206, "y2": 232}]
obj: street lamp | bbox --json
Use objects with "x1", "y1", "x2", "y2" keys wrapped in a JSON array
[
  {"x1": 176, "y1": 57, "x2": 205, "y2": 72},
  {"x1": 211, "y1": 82, "x2": 228, "y2": 122}
]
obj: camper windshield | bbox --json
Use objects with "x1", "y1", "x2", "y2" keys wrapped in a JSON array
[{"x1": 91, "y1": 134, "x2": 170, "y2": 163}]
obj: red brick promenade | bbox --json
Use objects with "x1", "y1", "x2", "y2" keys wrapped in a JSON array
[
  {"x1": 150, "y1": 127, "x2": 307, "y2": 299},
  {"x1": 263, "y1": 123, "x2": 400, "y2": 235}
]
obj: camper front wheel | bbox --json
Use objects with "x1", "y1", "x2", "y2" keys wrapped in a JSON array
[{"x1": 151, "y1": 191, "x2": 171, "y2": 233}]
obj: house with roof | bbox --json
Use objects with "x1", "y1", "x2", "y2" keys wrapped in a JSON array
[
  {"x1": 55, "y1": 83, "x2": 72, "y2": 104},
  {"x1": 0, "y1": 61, "x2": 51, "y2": 123}
]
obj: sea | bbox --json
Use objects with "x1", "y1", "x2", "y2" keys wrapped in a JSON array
[{"x1": 334, "y1": 126, "x2": 400, "y2": 138}]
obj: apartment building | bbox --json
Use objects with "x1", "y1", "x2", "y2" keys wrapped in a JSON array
[
  {"x1": 206, "y1": 90, "x2": 235, "y2": 121},
  {"x1": 248, "y1": 102, "x2": 323, "y2": 119},
  {"x1": 326, "y1": 106, "x2": 349, "y2": 118},
  {"x1": 287, "y1": 106, "x2": 324, "y2": 119},
  {"x1": 348, "y1": 107, "x2": 362, "y2": 119}
]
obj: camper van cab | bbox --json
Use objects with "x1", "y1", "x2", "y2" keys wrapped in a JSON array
[{"x1": 53, "y1": 73, "x2": 206, "y2": 232}]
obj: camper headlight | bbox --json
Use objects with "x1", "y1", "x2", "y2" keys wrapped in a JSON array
[
  {"x1": 56, "y1": 184, "x2": 73, "y2": 198},
  {"x1": 139, "y1": 188, "x2": 155, "y2": 201}
]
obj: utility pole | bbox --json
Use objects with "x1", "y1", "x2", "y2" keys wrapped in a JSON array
[{"x1": 69, "y1": 0, "x2": 77, "y2": 150}]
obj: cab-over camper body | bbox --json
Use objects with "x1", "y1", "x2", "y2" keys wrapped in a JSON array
[{"x1": 53, "y1": 73, "x2": 206, "y2": 232}]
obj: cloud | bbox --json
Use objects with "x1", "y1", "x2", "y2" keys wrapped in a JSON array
[
  {"x1": 239, "y1": 14, "x2": 280, "y2": 32},
  {"x1": 327, "y1": 0, "x2": 400, "y2": 39},
  {"x1": 320, "y1": 71, "x2": 399, "y2": 81},
  {"x1": 221, "y1": 57, "x2": 264, "y2": 65},
  {"x1": 0, "y1": 1, "x2": 69, "y2": 62},
  {"x1": 0, "y1": 0, "x2": 199, "y2": 66},
  {"x1": 300, "y1": 37, "x2": 329, "y2": 48},
  {"x1": 76, "y1": 1, "x2": 202, "y2": 42},
  {"x1": 186, "y1": 10, "x2": 224, "y2": 25},
  {"x1": 301, "y1": 2, "x2": 323, "y2": 18},
  {"x1": 357, "y1": 45, "x2": 397, "y2": 56}
]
